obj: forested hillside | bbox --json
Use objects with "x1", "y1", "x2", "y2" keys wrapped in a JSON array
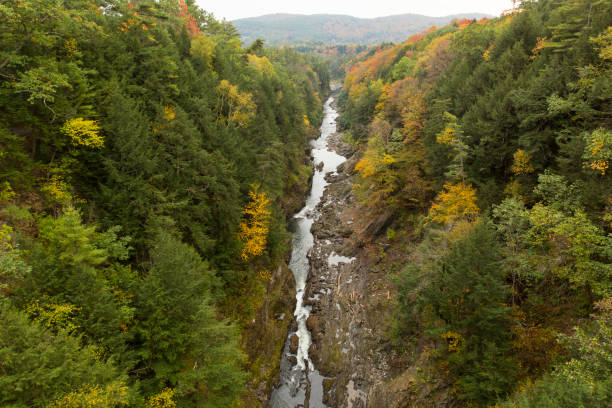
[
  {"x1": 2, "y1": 0, "x2": 611, "y2": 407},
  {"x1": 0, "y1": 0, "x2": 328, "y2": 406},
  {"x1": 339, "y1": 0, "x2": 611, "y2": 406},
  {"x1": 233, "y1": 13, "x2": 491, "y2": 46}
]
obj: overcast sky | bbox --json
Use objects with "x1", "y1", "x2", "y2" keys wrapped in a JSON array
[{"x1": 195, "y1": 0, "x2": 516, "y2": 21}]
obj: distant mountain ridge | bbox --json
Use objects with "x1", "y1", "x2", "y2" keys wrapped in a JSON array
[{"x1": 232, "y1": 13, "x2": 492, "y2": 45}]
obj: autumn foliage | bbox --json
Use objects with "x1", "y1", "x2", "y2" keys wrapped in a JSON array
[
  {"x1": 61, "y1": 118, "x2": 104, "y2": 149},
  {"x1": 428, "y1": 182, "x2": 479, "y2": 226},
  {"x1": 0, "y1": 0, "x2": 328, "y2": 405},
  {"x1": 215, "y1": 79, "x2": 256, "y2": 128},
  {"x1": 583, "y1": 128, "x2": 611, "y2": 175},
  {"x1": 511, "y1": 149, "x2": 535, "y2": 176},
  {"x1": 238, "y1": 185, "x2": 272, "y2": 261},
  {"x1": 342, "y1": 1, "x2": 611, "y2": 406},
  {"x1": 179, "y1": 0, "x2": 199, "y2": 37}
]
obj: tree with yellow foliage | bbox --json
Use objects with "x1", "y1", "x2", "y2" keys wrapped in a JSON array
[
  {"x1": 61, "y1": 118, "x2": 104, "y2": 149},
  {"x1": 48, "y1": 382, "x2": 129, "y2": 408},
  {"x1": 511, "y1": 149, "x2": 535, "y2": 175},
  {"x1": 354, "y1": 125, "x2": 429, "y2": 213},
  {"x1": 146, "y1": 388, "x2": 176, "y2": 408},
  {"x1": 215, "y1": 79, "x2": 256, "y2": 128},
  {"x1": 428, "y1": 182, "x2": 479, "y2": 227},
  {"x1": 24, "y1": 299, "x2": 81, "y2": 333},
  {"x1": 436, "y1": 112, "x2": 469, "y2": 182},
  {"x1": 583, "y1": 128, "x2": 611, "y2": 175},
  {"x1": 41, "y1": 175, "x2": 75, "y2": 210},
  {"x1": 238, "y1": 184, "x2": 271, "y2": 261},
  {"x1": 247, "y1": 54, "x2": 275, "y2": 77},
  {"x1": 190, "y1": 34, "x2": 216, "y2": 70}
]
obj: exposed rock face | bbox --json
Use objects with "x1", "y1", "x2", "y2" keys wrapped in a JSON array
[
  {"x1": 300, "y1": 129, "x2": 393, "y2": 408},
  {"x1": 289, "y1": 333, "x2": 300, "y2": 354},
  {"x1": 267, "y1": 97, "x2": 450, "y2": 408},
  {"x1": 306, "y1": 315, "x2": 319, "y2": 340},
  {"x1": 243, "y1": 262, "x2": 297, "y2": 406},
  {"x1": 303, "y1": 123, "x2": 449, "y2": 407}
]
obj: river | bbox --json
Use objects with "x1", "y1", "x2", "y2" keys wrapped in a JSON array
[{"x1": 268, "y1": 94, "x2": 347, "y2": 408}]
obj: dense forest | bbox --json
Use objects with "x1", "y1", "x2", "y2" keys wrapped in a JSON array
[
  {"x1": 339, "y1": 0, "x2": 611, "y2": 406},
  {"x1": 0, "y1": 0, "x2": 329, "y2": 406},
  {"x1": 1, "y1": 0, "x2": 611, "y2": 407}
]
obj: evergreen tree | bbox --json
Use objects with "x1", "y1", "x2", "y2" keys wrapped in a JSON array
[
  {"x1": 0, "y1": 305, "x2": 129, "y2": 408},
  {"x1": 395, "y1": 221, "x2": 518, "y2": 405},
  {"x1": 132, "y1": 231, "x2": 246, "y2": 404}
]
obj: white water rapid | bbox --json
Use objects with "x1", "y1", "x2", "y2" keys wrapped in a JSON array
[{"x1": 269, "y1": 95, "x2": 346, "y2": 408}]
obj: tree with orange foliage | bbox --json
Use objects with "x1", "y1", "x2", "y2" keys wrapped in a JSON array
[
  {"x1": 179, "y1": 0, "x2": 199, "y2": 37},
  {"x1": 401, "y1": 87, "x2": 426, "y2": 139},
  {"x1": 583, "y1": 128, "x2": 611, "y2": 175}
]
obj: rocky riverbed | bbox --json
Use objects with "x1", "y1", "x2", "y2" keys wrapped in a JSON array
[
  {"x1": 269, "y1": 94, "x2": 451, "y2": 408},
  {"x1": 301, "y1": 120, "x2": 401, "y2": 407},
  {"x1": 303, "y1": 124, "x2": 453, "y2": 407}
]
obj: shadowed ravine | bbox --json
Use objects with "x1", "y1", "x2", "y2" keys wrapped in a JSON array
[{"x1": 268, "y1": 94, "x2": 346, "y2": 408}]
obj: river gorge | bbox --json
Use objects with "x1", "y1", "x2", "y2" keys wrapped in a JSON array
[{"x1": 269, "y1": 94, "x2": 346, "y2": 408}]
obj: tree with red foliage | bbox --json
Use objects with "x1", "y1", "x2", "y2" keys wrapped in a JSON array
[{"x1": 179, "y1": 0, "x2": 199, "y2": 37}]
